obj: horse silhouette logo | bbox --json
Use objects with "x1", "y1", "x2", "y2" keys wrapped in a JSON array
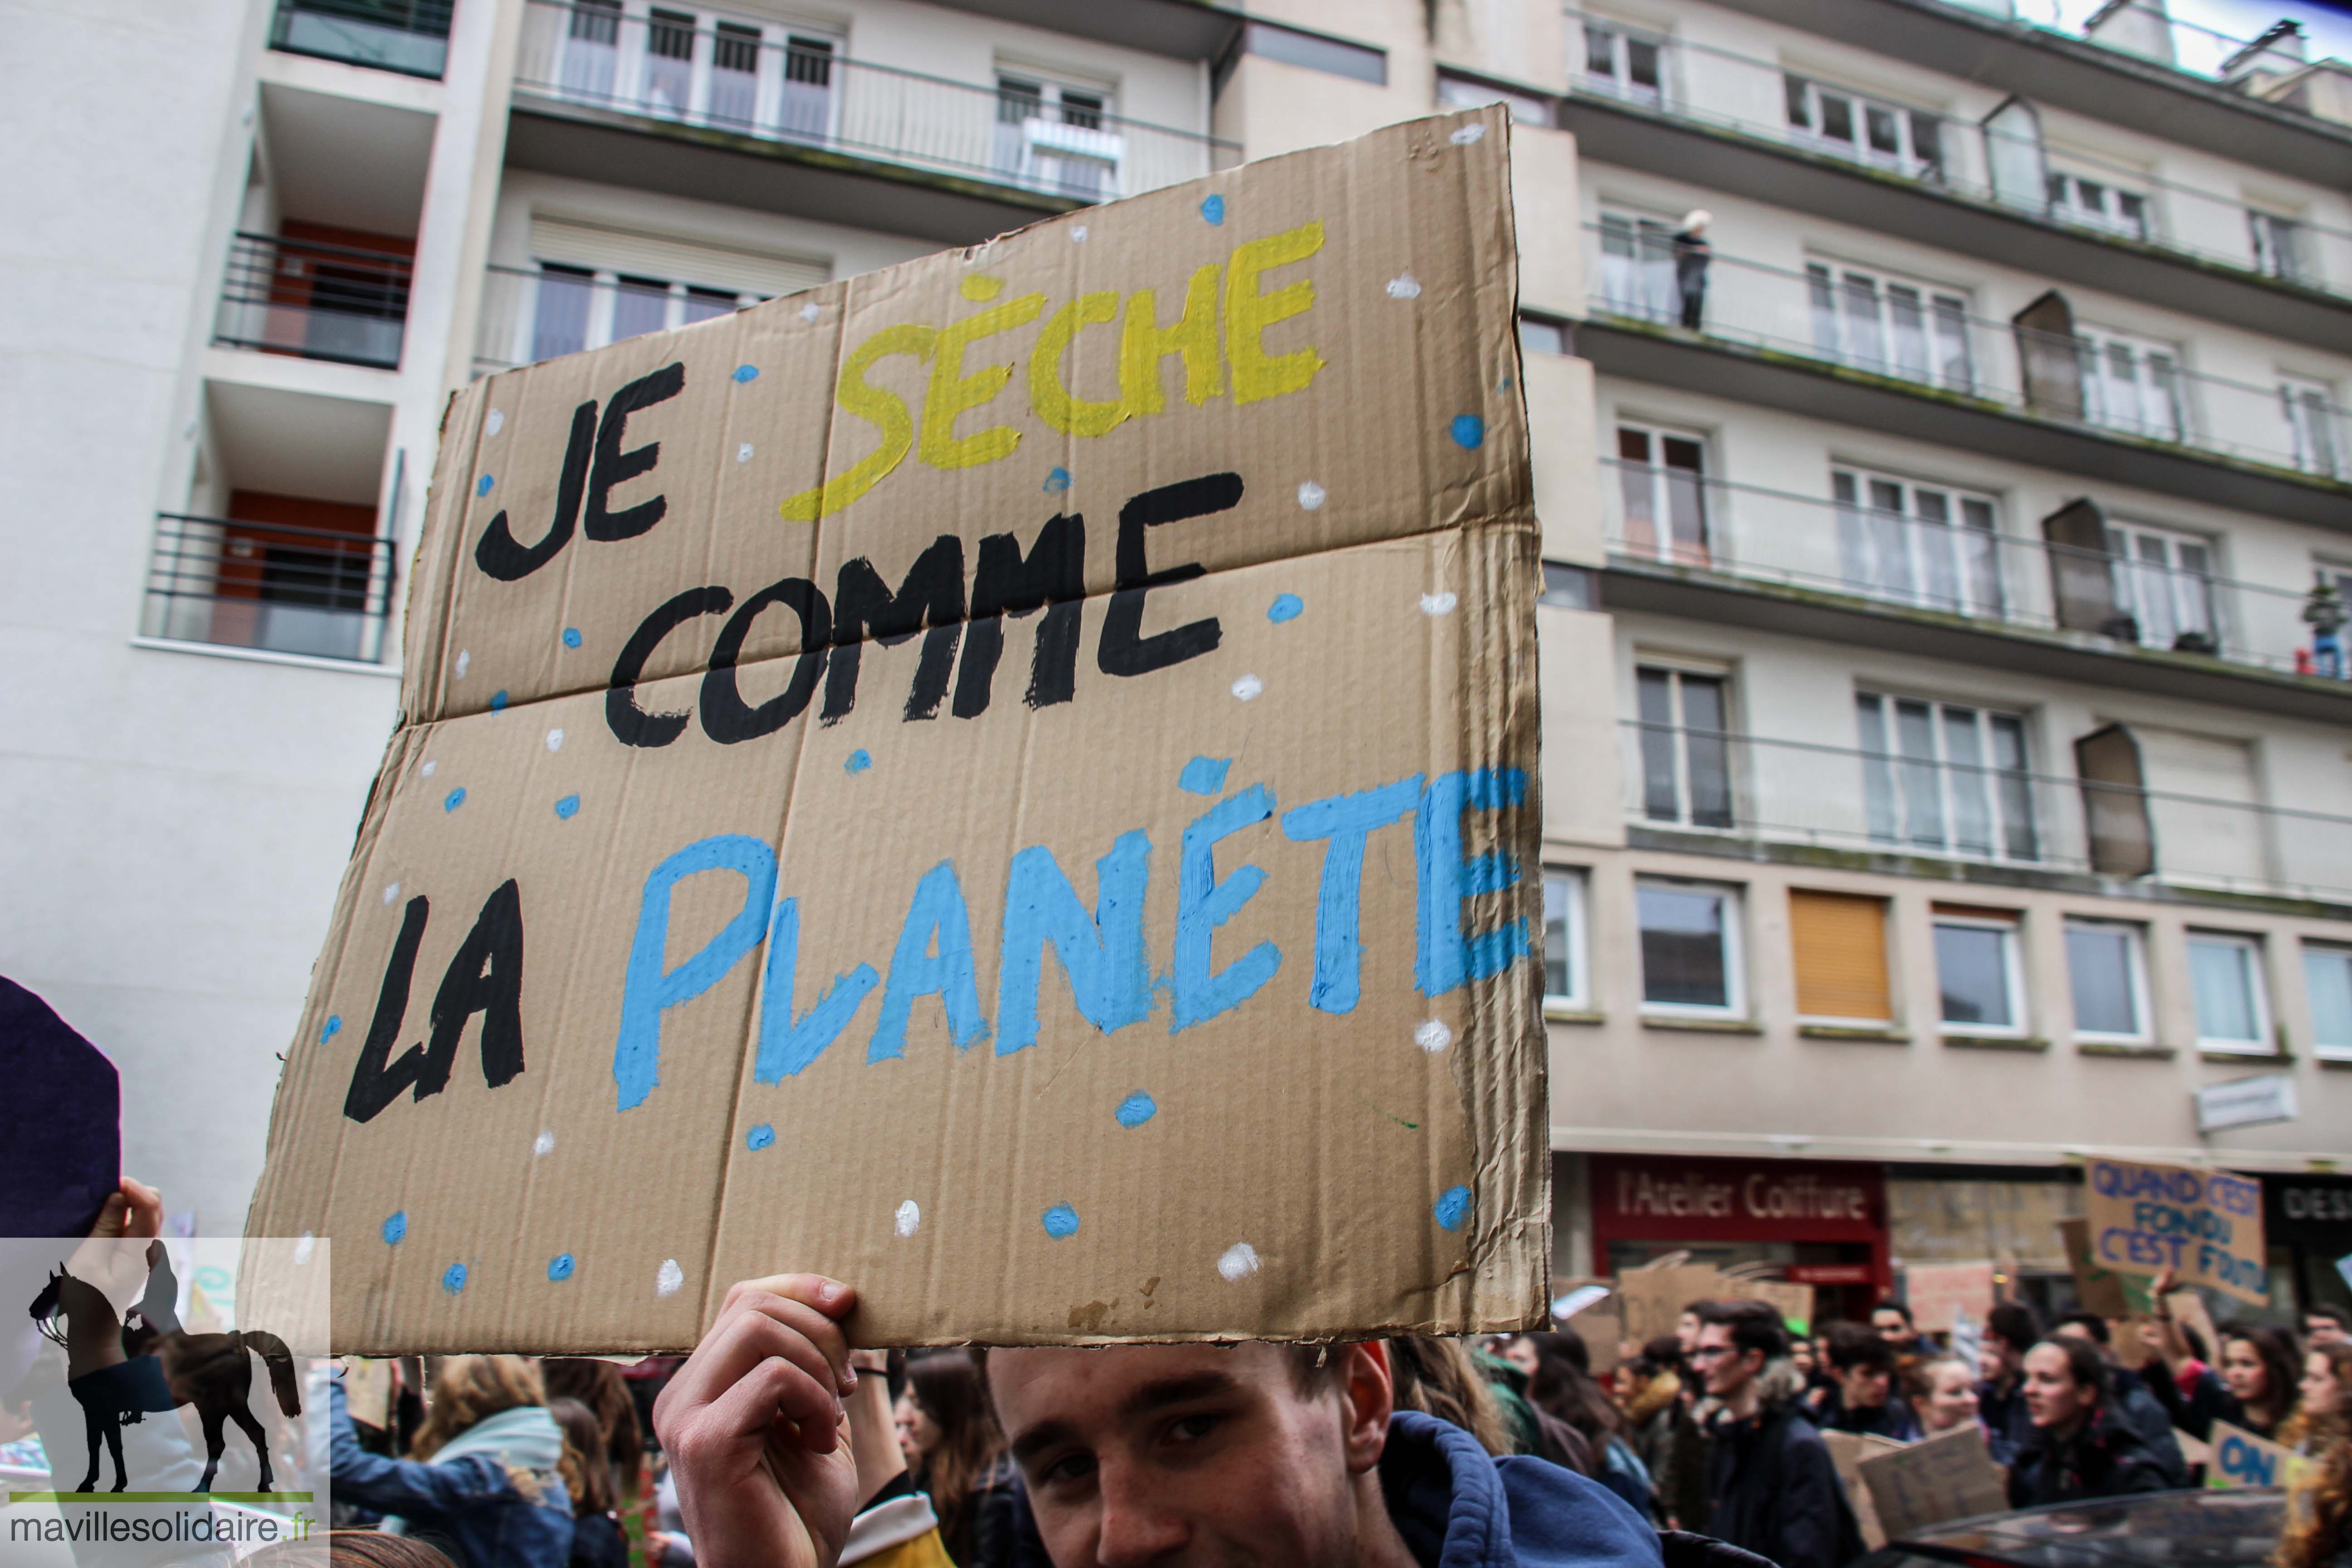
[{"x1": 27, "y1": 1240, "x2": 302, "y2": 1494}]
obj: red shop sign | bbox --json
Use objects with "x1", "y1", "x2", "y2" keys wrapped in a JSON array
[
  {"x1": 1591, "y1": 1154, "x2": 1886, "y2": 1245},
  {"x1": 1786, "y1": 1264, "x2": 1876, "y2": 1286}
]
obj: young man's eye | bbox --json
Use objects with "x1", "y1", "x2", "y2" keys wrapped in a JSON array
[
  {"x1": 1040, "y1": 1452, "x2": 1097, "y2": 1486},
  {"x1": 1168, "y1": 1412, "x2": 1222, "y2": 1443}
]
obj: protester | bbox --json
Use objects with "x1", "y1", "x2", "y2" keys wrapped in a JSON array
[
  {"x1": 2284, "y1": 1341, "x2": 2352, "y2": 1450},
  {"x1": 2277, "y1": 1350, "x2": 2352, "y2": 1568},
  {"x1": 544, "y1": 1359, "x2": 646, "y2": 1499},
  {"x1": 2308, "y1": 1305, "x2": 2352, "y2": 1351},
  {"x1": 900, "y1": 1349, "x2": 1020, "y2": 1568},
  {"x1": 2008, "y1": 1339, "x2": 2171, "y2": 1507},
  {"x1": 1870, "y1": 1301, "x2": 1926, "y2": 1354},
  {"x1": 1902, "y1": 1355, "x2": 1982, "y2": 1440},
  {"x1": 1620, "y1": 1336, "x2": 1708, "y2": 1531},
  {"x1": 1389, "y1": 1337, "x2": 1518, "y2": 1457},
  {"x1": 2040, "y1": 1312, "x2": 2189, "y2": 1484},
  {"x1": 657, "y1": 1273, "x2": 1663, "y2": 1568},
  {"x1": 1976, "y1": 1300, "x2": 2039, "y2": 1465},
  {"x1": 1510, "y1": 1329, "x2": 1655, "y2": 1518},
  {"x1": 1823, "y1": 1323, "x2": 1922, "y2": 1442},
  {"x1": 1692, "y1": 1300, "x2": 1856, "y2": 1568},
  {"x1": 2146, "y1": 1309, "x2": 2302, "y2": 1441},
  {"x1": 328, "y1": 1355, "x2": 574, "y2": 1568},
  {"x1": 547, "y1": 1396, "x2": 631, "y2": 1568},
  {"x1": 1459, "y1": 1338, "x2": 1593, "y2": 1473}
]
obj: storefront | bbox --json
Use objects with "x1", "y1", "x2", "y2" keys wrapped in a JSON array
[
  {"x1": 2264, "y1": 1172, "x2": 2352, "y2": 1318},
  {"x1": 1587, "y1": 1153, "x2": 1891, "y2": 1324}
]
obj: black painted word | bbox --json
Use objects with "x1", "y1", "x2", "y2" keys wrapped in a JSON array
[
  {"x1": 343, "y1": 882, "x2": 526, "y2": 1124},
  {"x1": 473, "y1": 364, "x2": 686, "y2": 581}
]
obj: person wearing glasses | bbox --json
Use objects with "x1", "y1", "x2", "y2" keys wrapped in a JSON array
[{"x1": 1691, "y1": 1301, "x2": 1858, "y2": 1568}]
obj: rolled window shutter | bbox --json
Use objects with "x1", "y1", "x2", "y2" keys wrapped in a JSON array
[
  {"x1": 1790, "y1": 890, "x2": 1891, "y2": 1022},
  {"x1": 529, "y1": 217, "x2": 829, "y2": 299}
]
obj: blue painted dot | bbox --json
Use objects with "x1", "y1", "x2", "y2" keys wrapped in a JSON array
[
  {"x1": 490, "y1": 690, "x2": 509, "y2": 713},
  {"x1": 1450, "y1": 415, "x2": 1486, "y2": 450},
  {"x1": 1268, "y1": 593, "x2": 1304, "y2": 623},
  {"x1": 732, "y1": 363, "x2": 760, "y2": 383},
  {"x1": 443, "y1": 788, "x2": 466, "y2": 812},
  {"x1": 548, "y1": 1254, "x2": 576, "y2": 1282},
  {"x1": 1041, "y1": 1203, "x2": 1081, "y2": 1238},
  {"x1": 1434, "y1": 1185, "x2": 1474, "y2": 1232},
  {"x1": 442, "y1": 1262, "x2": 468, "y2": 1294},
  {"x1": 382, "y1": 1212, "x2": 407, "y2": 1246},
  {"x1": 562, "y1": 627, "x2": 582, "y2": 649},
  {"x1": 1043, "y1": 466, "x2": 1072, "y2": 493},
  {"x1": 1115, "y1": 1092, "x2": 1157, "y2": 1128},
  {"x1": 554, "y1": 794, "x2": 580, "y2": 820},
  {"x1": 320, "y1": 1015, "x2": 342, "y2": 1043},
  {"x1": 476, "y1": 475, "x2": 497, "y2": 497},
  {"x1": 845, "y1": 749, "x2": 871, "y2": 774},
  {"x1": 746, "y1": 1123, "x2": 775, "y2": 1151},
  {"x1": 1200, "y1": 194, "x2": 1225, "y2": 225},
  {"x1": 1177, "y1": 757, "x2": 1232, "y2": 796}
]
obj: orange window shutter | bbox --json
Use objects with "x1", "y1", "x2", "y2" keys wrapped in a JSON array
[{"x1": 1790, "y1": 890, "x2": 1891, "y2": 1021}]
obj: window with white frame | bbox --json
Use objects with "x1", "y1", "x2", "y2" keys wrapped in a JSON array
[
  {"x1": 1806, "y1": 262, "x2": 1972, "y2": 391},
  {"x1": 1935, "y1": 910, "x2": 2026, "y2": 1034},
  {"x1": 2104, "y1": 519, "x2": 2217, "y2": 652},
  {"x1": 1830, "y1": 468, "x2": 2003, "y2": 616},
  {"x1": 1614, "y1": 424, "x2": 1710, "y2": 564},
  {"x1": 1580, "y1": 20, "x2": 1664, "y2": 103},
  {"x1": 2250, "y1": 210, "x2": 2312, "y2": 284},
  {"x1": 1637, "y1": 664, "x2": 1734, "y2": 829},
  {"x1": 2046, "y1": 171, "x2": 2149, "y2": 240},
  {"x1": 2078, "y1": 326, "x2": 2185, "y2": 441},
  {"x1": 1857, "y1": 692, "x2": 2037, "y2": 862},
  {"x1": 2305, "y1": 942, "x2": 2352, "y2": 1059},
  {"x1": 2282, "y1": 375, "x2": 2342, "y2": 478},
  {"x1": 551, "y1": 4, "x2": 841, "y2": 140},
  {"x1": 1637, "y1": 879, "x2": 1744, "y2": 1015},
  {"x1": 528, "y1": 263, "x2": 762, "y2": 362},
  {"x1": 2065, "y1": 919, "x2": 2151, "y2": 1042},
  {"x1": 995, "y1": 73, "x2": 1118, "y2": 200},
  {"x1": 1784, "y1": 74, "x2": 1944, "y2": 180},
  {"x1": 1598, "y1": 211, "x2": 1681, "y2": 323},
  {"x1": 2188, "y1": 931, "x2": 2271, "y2": 1052},
  {"x1": 1542, "y1": 869, "x2": 1590, "y2": 1012}
]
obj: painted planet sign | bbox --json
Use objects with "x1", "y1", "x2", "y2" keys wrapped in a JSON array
[{"x1": 243, "y1": 108, "x2": 1550, "y2": 1352}]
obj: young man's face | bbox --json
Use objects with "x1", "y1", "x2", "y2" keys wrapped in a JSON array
[
  {"x1": 1871, "y1": 1309, "x2": 1911, "y2": 1343},
  {"x1": 1836, "y1": 1362, "x2": 1890, "y2": 1410},
  {"x1": 2021, "y1": 1344, "x2": 2087, "y2": 1431},
  {"x1": 1676, "y1": 1310, "x2": 1702, "y2": 1355},
  {"x1": 2305, "y1": 1314, "x2": 2349, "y2": 1349},
  {"x1": 1692, "y1": 1323, "x2": 1758, "y2": 1400},
  {"x1": 989, "y1": 1341, "x2": 1387, "y2": 1568}
]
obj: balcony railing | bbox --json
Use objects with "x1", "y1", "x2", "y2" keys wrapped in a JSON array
[
  {"x1": 142, "y1": 514, "x2": 396, "y2": 664},
  {"x1": 1587, "y1": 225, "x2": 2352, "y2": 478},
  {"x1": 514, "y1": 0, "x2": 1239, "y2": 204},
  {"x1": 1621, "y1": 720, "x2": 2352, "y2": 904},
  {"x1": 1561, "y1": 10, "x2": 2352, "y2": 299},
  {"x1": 1598, "y1": 459, "x2": 2345, "y2": 679},
  {"x1": 270, "y1": 0, "x2": 453, "y2": 78},
  {"x1": 214, "y1": 232, "x2": 412, "y2": 370}
]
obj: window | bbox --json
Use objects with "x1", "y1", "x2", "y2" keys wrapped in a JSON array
[
  {"x1": 644, "y1": 7, "x2": 696, "y2": 117},
  {"x1": 1789, "y1": 890, "x2": 1892, "y2": 1024},
  {"x1": 1543, "y1": 870, "x2": 1590, "y2": 1011},
  {"x1": 1582, "y1": 21, "x2": 1663, "y2": 103},
  {"x1": 778, "y1": 35, "x2": 837, "y2": 140},
  {"x1": 1598, "y1": 212, "x2": 1681, "y2": 323},
  {"x1": 529, "y1": 261, "x2": 760, "y2": 362},
  {"x1": 2047, "y1": 172, "x2": 2149, "y2": 240},
  {"x1": 2250, "y1": 211, "x2": 2310, "y2": 284},
  {"x1": 1519, "y1": 315, "x2": 1570, "y2": 356},
  {"x1": 2065, "y1": 920, "x2": 2150, "y2": 1042},
  {"x1": 562, "y1": 0, "x2": 622, "y2": 99},
  {"x1": 1638, "y1": 880, "x2": 1744, "y2": 1015},
  {"x1": 1615, "y1": 425, "x2": 1709, "y2": 564},
  {"x1": 2100, "y1": 519, "x2": 2215, "y2": 652},
  {"x1": 1637, "y1": 665, "x2": 1733, "y2": 828},
  {"x1": 530, "y1": 261, "x2": 593, "y2": 362},
  {"x1": 1934, "y1": 909, "x2": 2025, "y2": 1034},
  {"x1": 995, "y1": 75, "x2": 1118, "y2": 200},
  {"x1": 1241, "y1": 19, "x2": 1387, "y2": 84},
  {"x1": 2305, "y1": 943, "x2": 2352, "y2": 1060},
  {"x1": 2283, "y1": 375, "x2": 2342, "y2": 478},
  {"x1": 1830, "y1": 468, "x2": 2002, "y2": 616},
  {"x1": 710, "y1": 21, "x2": 760, "y2": 126},
  {"x1": 2078, "y1": 327, "x2": 2184, "y2": 441},
  {"x1": 2188, "y1": 931, "x2": 2271, "y2": 1053},
  {"x1": 1784, "y1": 75, "x2": 1943, "y2": 180},
  {"x1": 1857, "y1": 694, "x2": 2037, "y2": 862},
  {"x1": 1438, "y1": 73, "x2": 1553, "y2": 124},
  {"x1": 1806, "y1": 263, "x2": 1972, "y2": 391}
]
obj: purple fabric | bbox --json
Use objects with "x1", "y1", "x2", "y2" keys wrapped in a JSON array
[{"x1": 0, "y1": 977, "x2": 118, "y2": 1239}]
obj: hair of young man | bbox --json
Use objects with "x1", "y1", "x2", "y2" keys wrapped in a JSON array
[
  {"x1": 2055, "y1": 1311, "x2": 2111, "y2": 1347},
  {"x1": 969, "y1": 1341, "x2": 1342, "y2": 1423},
  {"x1": 1873, "y1": 1298, "x2": 1914, "y2": 1328},
  {"x1": 1638, "y1": 1335, "x2": 1687, "y2": 1376},
  {"x1": 2311, "y1": 1304, "x2": 2352, "y2": 1332},
  {"x1": 1986, "y1": 1301, "x2": 2041, "y2": 1355},
  {"x1": 1827, "y1": 1321, "x2": 1897, "y2": 1372},
  {"x1": 1696, "y1": 1298, "x2": 1789, "y2": 1362},
  {"x1": 2039, "y1": 1336, "x2": 2111, "y2": 1401}
]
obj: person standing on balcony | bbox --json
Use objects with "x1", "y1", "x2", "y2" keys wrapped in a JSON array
[{"x1": 1673, "y1": 211, "x2": 1712, "y2": 332}]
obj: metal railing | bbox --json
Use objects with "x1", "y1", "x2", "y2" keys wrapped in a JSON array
[
  {"x1": 514, "y1": 0, "x2": 1239, "y2": 203},
  {"x1": 1587, "y1": 224, "x2": 2352, "y2": 477},
  {"x1": 471, "y1": 263, "x2": 765, "y2": 375},
  {"x1": 270, "y1": 0, "x2": 452, "y2": 78},
  {"x1": 143, "y1": 514, "x2": 396, "y2": 664},
  {"x1": 1621, "y1": 720, "x2": 2352, "y2": 903},
  {"x1": 1598, "y1": 458, "x2": 2343, "y2": 677},
  {"x1": 214, "y1": 232, "x2": 412, "y2": 369},
  {"x1": 1562, "y1": 11, "x2": 2352, "y2": 299}
]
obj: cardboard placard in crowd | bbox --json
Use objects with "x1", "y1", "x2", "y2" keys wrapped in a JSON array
[
  {"x1": 2206, "y1": 1420, "x2": 2301, "y2": 1489},
  {"x1": 1899, "y1": 1261, "x2": 1995, "y2": 1335},
  {"x1": 1616, "y1": 1265, "x2": 1725, "y2": 1344},
  {"x1": 2174, "y1": 1427, "x2": 2213, "y2": 1469},
  {"x1": 1824, "y1": 1430, "x2": 1907, "y2": 1552},
  {"x1": 340, "y1": 1357, "x2": 393, "y2": 1430},
  {"x1": 243, "y1": 107, "x2": 1549, "y2": 1352},
  {"x1": 1858, "y1": 1425, "x2": 2009, "y2": 1542},
  {"x1": 1737, "y1": 1279, "x2": 1815, "y2": 1336},
  {"x1": 2082, "y1": 1158, "x2": 2267, "y2": 1303},
  {"x1": 2165, "y1": 1285, "x2": 2221, "y2": 1363},
  {"x1": 1578, "y1": 1311, "x2": 1625, "y2": 1376},
  {"x1": 2057, "y1": 1216, "x2": 2149, "y2": 1318}
]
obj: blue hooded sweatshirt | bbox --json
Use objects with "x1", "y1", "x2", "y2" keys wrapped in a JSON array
[{"x1": 1380, "y1": 1409, "x2": 1666, "y2": 1568}]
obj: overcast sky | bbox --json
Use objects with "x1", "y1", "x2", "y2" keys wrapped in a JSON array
[{"x1": 2039, "y1": 0, "x2": 2352, "y2": 74}]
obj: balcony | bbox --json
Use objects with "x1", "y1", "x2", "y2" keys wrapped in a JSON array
[
  {"x1": 214, "y1": 231, "x2": 412, "y2": 370},
  {"x1": 1622, "y1": 720, "x2": 2352, "y2": 907},
  {"x1": 507, "y1": 0, "x2": 1238, "y2": 243},
  {"x1": 142, "y1": 513, "x2": 396, "y2": 665},
  {"x1": 270, "y1": 0, "x2": 453, "y2": 78}
]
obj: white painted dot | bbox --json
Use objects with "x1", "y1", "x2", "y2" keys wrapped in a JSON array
[
  {"x1": 294, "y1": 1232, "x2": 316, "y2": 1266},
  {"x1": 655, "y1": 1258, "x2": 684, "y2": 1297},
  {"x1": 736, "y1": 442, "x2": 753, "y2": 463},
  {"x1": 1386, "y1": 273, "x2": 1422, "y2": 300},
  {"x1": 1420, "y1": 591, "x2": 1459, "y2": 617},
  {"x1": 484, "y1": 409, "x2": 505, "y2": 437},
  {"x1": 1296, "y1": 481, "x2": 1326, "y2": 511},
  {"x1": 799, "y1": 302, "x2": 820, "y2": 322},
  {"x1": 420, "y1": 760, "x2": 437, "y2": 778},
  {"x1": 1415, "y1": 1018, "x2": 1454, "y2": 1053},
  {"x1": 1450, "y1": 123, "x2": 1488, "y2": 145},
  {"x1": 1230, "y1": 673, "x2": 1264, "y2": 701},
  {"x1": 1217, "y1": 1243, "x2": 1262, "y2": 1281},
  {"x1": 533, "y1": 1129, "x2": 555, "y2": 1157},
  {"x1": 1070, "y1": 224, "x2": 1088, "y2": 242},
  {"x1": 895, "y1": 1200, "x2": 921, "y2": 1238},
  {"x1": 455, "y1": 649, "x2": 471, "y2": 678},
  {"x1": 545, "y1": 728, "x2": 564, "y2": 752}
]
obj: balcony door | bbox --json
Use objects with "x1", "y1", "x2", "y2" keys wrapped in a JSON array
[
  {"x1": 551, "y1": 1, "x2": 839, "y2": 142},
  {"x1": 1857, "y1": 692, "x2": 2036, "y2": 862},
  {"x1": 995, "y1": 74, "x2": 1119, "y2": 200},
  {"x1": 1598, "y1": 211, "x2": 1680, "y2": 323},
  {"x1": 1831, "y1": 468, "x2": 2001, "y2": 617},
  {"x1": 2104, "y1": 519, "x2": 2216, "y2": 652},
  {"x1": 1806, "y1": 262, "x2": 1972, "y2": 391},
  {"x1": 1615, "y1": 424, "x2": 1709, "y2": 565},
  {"x1": 2078, "y1": 326, "x2": 2184, "y2": 441},
  {"x1": 1637, "y1": 665, "x2": 1735, "y2": 829}
]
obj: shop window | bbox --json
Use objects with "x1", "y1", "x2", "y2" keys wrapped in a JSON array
[
  {"x1": 1789, "y1": 890, "x2": 1891, "y2": 1024},
  {"x1": 2065, "y1": 919, "x2": 2150, "y2": 1043},
  {"x1": 1933, "y1": 906, "x2": 2025, "y2": 1036},
  {"x1": 1857, "y1": 693, "x2": 2036, "y2": 863},
  {"x1": 2305, "y1": 943, "x2": 2352, "y2": 1060},
  {"x1": 2189, "y1": 931, "x2": 2271, "y2": 1053},
  {"x1": 1637, "y1": 664, "x2": 1733, "y2": 828},
  {"x1": 1638, "y1": 879, "x2": 1744, "y2": 1017},
  {"x1": 1543, "y1": 869, "x2": 1590, "y2": 1012}
]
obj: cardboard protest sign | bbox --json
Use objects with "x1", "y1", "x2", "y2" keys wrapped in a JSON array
[
  {"x1": 1736, "y1": 1279, "x2": 1815, "y2": 1335},
  {"x1": 1617, "y1": 1265, "x2": 1725, "y2": 1344},
  {"x1": 1859, "y1": 1425, "x2": 2009, "y2": 1541},
  {"x1": 1824, "y1": 1431, "x2": 1907, "y2": 1551},
  {"x1": 2058, "y1": 1216, "x2": 2150, "y2": 1318},
  {"x1": 2084, "y1": 1159, "x2": 2267, "y2": 1303},
  {"x1": 243, "y1": 108, "x2": 1548, "y2": 1352},
  {"x1": 1901, "y1": 1261, "x2": 1995, "y2": 1335},
  {"x1": 2166, "y1": 1285, "x2": 2221, "y2": 1364},
  {"x1": 2206, "y1": 1420, "x2": 2301, "y2": 1489}
]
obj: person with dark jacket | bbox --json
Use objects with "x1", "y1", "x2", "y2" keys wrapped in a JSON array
[
  {"x1": 1823, "y1": 1323, "x2": 1923, "y2": 1443},
  {"x1": 2008, "y1": 1339, "x2": 2173, "y2": 1508},
  {"x1": 1978, "y1": 1300, "x2": 2041, "y2": 1467},
  {"x1": 2045, "y1": 1315, "x2": 2190, "y2": 1485},
  {"x1": 1695, "y1": 1301, "x2": 1858, "y2": 1568}
]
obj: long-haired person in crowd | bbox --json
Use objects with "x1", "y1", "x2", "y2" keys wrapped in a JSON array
[
  {"x1": 328, "y1": 1355, "x2": 574, "y2": 1568},
  {"x1": 1509, "y1": 1329, "x2": 1655, "y2": 1518},
  {"x1": 549, "y1": 1396, "x2": 631, "y2": 1568},
  {"x1": 2009, "y1": 1338, "x2": 2171, "y2": 1507},
  {"x1": 899, "y1": 1348, "x2": 1019, "y2": 1567},
  {"x1": 2278, "y1": 1348, "x2": 2352, "y2": 1568},
  {"x1": 2285, "y1": 1341, "x2": 2352, "y2": 1451},
  {"x1": 2142, "y1": 1270, "x2": 2305, "y2": 1441},
  {"x1": 1903, "y1": 1354, "x2": 1984, "y2": 1440},
  {"x1": 542, "y1": 1359, "x2": 646, "y2": 1501},
  {"x1": 1617, "y1": 1336, "x2": 1708, "y2": 1531},
  {"x1": 1388, "y1": 1337, "x2": 1521, "y2": 1458}
]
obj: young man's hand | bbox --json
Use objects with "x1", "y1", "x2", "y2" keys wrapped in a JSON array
[{"x1": 654, "y1": 1274, "x2": 863, "y2": 1568}]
